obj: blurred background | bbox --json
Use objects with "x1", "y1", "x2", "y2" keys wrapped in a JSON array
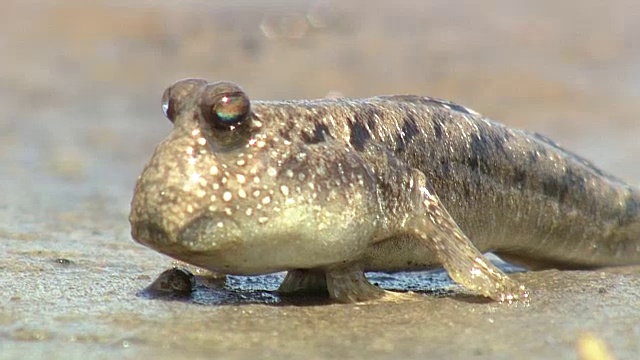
[
  {"x1": 2, "y1": 1, "x2": 640, "y2": 359},
  {"x1": 4, "y1": 0, "x2": 640, "y2": 187},
  {"x1": 4, "y1": 0, "x2": 640, "y2": 233}
]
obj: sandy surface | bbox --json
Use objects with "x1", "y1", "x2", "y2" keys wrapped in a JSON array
[{"x1": 1, "y1": 0, "x2": 640, "y2": 359}]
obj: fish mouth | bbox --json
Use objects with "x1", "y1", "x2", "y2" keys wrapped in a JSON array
[
  {"x1": 130, "y1": 215, "x2": 253, "y2": 274},
  {"x1": 129, "y1": 218, "x2": 213, "y2": 266},
  {"x1": 130, "y1": 212, "x2": 242, "y2": 253},
  {"x1": 130, "y1": 219, "x2": 175, "y2": 251}
]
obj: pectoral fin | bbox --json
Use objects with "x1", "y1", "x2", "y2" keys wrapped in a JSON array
[{"x1": 409, "y1": 170, "x2": 528, "y2": 301}]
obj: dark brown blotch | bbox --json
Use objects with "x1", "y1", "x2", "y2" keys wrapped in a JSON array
[
  {"x1": 394, "y1": 113, "x2": 420, "y2": 152},
  {"x1": 302, "y1": 122, "x2": 332, "y2": 144},
  {"x1": 349, "y1": 109, "x2": 377, "y2": 151}
]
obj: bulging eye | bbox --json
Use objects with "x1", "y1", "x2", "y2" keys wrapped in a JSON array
[
  {"x1": 210, "y1": 92, "x2": 250, "y2": 130},
  {"x1": 199, "y1": 82, "x2": 254, "y2": 148},
  {"x1": 161, "y1": 87, "x2": 175, "y2": 122},
  {"x1": 160, "y1": 78, "x2": 208, "y2": 123}
]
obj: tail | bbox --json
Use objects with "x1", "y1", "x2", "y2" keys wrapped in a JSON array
[{"x1": 496, "y1": 185, "x2": 640, "y2": 270}]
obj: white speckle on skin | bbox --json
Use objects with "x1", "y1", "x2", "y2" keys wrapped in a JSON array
[
  {"x1": 197, "y1": 137, "x2": 207, "y2": 146},
  {"x1": 224, "y1": 208, "x2": 233, "y2": 215},
  {"x1": 216, "y1": 222, "x2": 224, "y2": 228},
  {"x1": 253, "y1": 190, "x2": 261, "y2": 197},
  {"x1": 286, "y1": 169, "x2": 294, "y2": 178},
  {"x1": 236, "y1": 159, "x2": 246, "y2": 166},
  {"x1": 238, "y1": 189, "x2": 247, "y2": 198},
  {"x1": 213, "y1": 183, "x2": 220, "y2": 190},
  {"x1": 267, "y1": 167, "x2": 277, "y2": 177},
  {"x1": 253, "y1": 176, "x2": 261, "y2": 184},
  {"x1": 280, "y1": 185, "x2": 290, "y2": 196},
  {"x1": 223, "y1": 192, "x2": 233, "y2": 202},
  {"x1": 236, "y1": 174, "x2": 246, "y2": 184},
  {"x1": 258, "y1": 217, "x2": 268, "y2": 223},
  {"x1": 262, "y1": 196, "x2": 271, "y2": 205},
  {"x1": 246, "y1": 208, "x2": 253, "y2": 216}
]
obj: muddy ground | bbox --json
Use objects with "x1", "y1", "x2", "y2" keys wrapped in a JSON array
[{"x1": 1, "y1": 0, "x2": 640, "y2": 359}]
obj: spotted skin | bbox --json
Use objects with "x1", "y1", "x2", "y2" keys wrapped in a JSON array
[{"x1": 130, "y1": 79, "x2": 640, "y2": 303}]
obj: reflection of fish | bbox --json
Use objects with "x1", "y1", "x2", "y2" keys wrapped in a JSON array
[{"x1": 130, "y1": 79, "x2": 640, "y2": 303}]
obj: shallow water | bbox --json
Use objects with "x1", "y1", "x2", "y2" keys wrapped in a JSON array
[{"x1": 1, "y1": 0, "x2": 640, "y2": 359}]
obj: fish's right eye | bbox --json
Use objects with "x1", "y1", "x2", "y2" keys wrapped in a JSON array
[
  {"x1": 160, "y1": 78, "x2": 208, "y2": 123},
  {"x1": 161, "y1": 87, "x2": 176, "y2": 122}
]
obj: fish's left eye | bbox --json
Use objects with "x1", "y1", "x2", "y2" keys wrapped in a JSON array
[
  {"x1": 199, "y1": 82, "x2": 254, "y2": 148},
  {"x1": 210, "y1": 92, "x2": 250, "y2": 130}
]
